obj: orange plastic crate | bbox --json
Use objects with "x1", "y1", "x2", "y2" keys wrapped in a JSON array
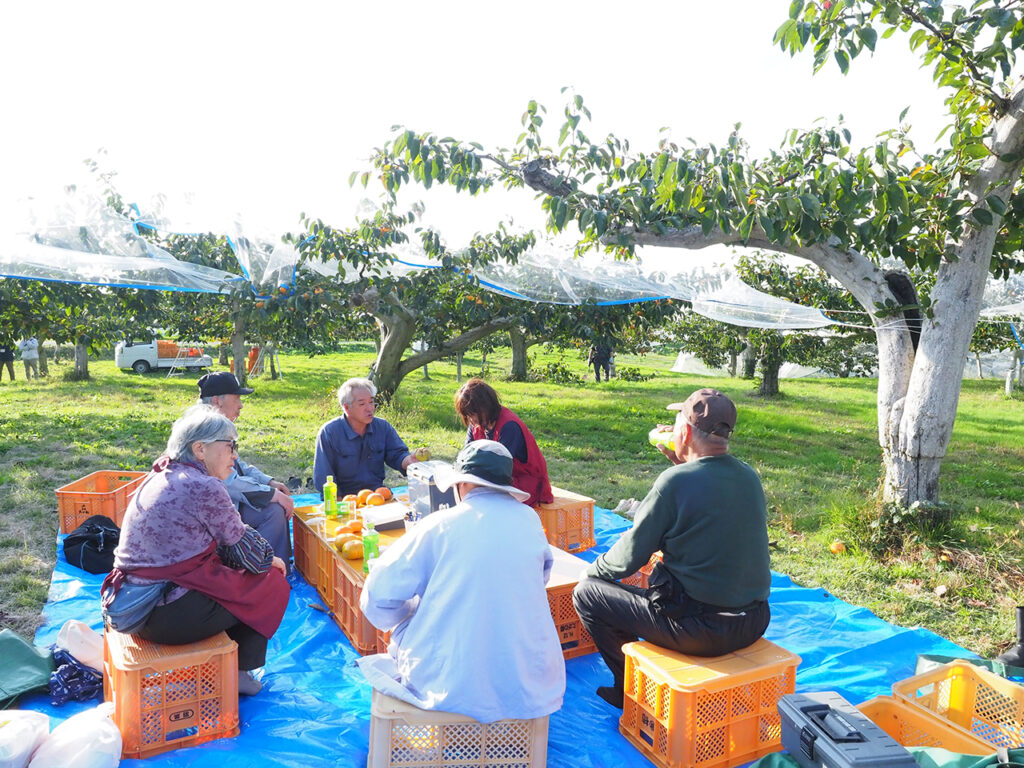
[
  {"x1": 331, "y1": 554, "x2": 378, "y2": 655},
  {"x1": 619, "y1": 638, "x2": 800, "y2": 768},
  {"x1": 103, "y1": 629, "x2": 239, "y2": 759},
  {"x1": 620, "y1": 552, "x2": 661, "y2": 589},
  {"x1": 315, "y1": 531, "x2": 335, "y2": 605},
  {"x1": 534, "y1": 486, "x2": 596, "y2": 553},
  {"x1": 368, "y1": 689, "x2": 549, "y2": 768},
  {"x1": 292, "y1": 516, "x2": 317, "y2": 589},
  {"x1": 546, "y1": 582, "x2": 597, "y2": 660},
  {"x1": 55, "y1": 470, "x2": 147, "y2": 533},
  {"x1": 892, "y1": 660, "x2": 1024, "y2": 748},
  {"x1": 857, "y1": 695, "x2": 992, "y2": 755}
]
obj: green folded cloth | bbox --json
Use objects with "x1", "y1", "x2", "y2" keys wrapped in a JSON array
[{"x1": 0, "y1": 628, "x2": 56, "y2": 708}]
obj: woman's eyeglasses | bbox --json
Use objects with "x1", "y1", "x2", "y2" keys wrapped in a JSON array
[{"x1": 211, "y1": 439, "x2": 239, "y2": 452}]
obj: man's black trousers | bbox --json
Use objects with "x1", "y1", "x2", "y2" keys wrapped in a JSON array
[{"x1": 572, "y1": 577, "x2": 770, "y2": 695}]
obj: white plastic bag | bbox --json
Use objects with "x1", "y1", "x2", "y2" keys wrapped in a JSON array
[
  {"x1": 55, "y1": 620, "x2": 103, "y2": 673},
  {"x1": 28, "y1": 703, "x2": 120, "y2": 768},
  {"x1": 0, "y1": 711, "x2": 50, "y2": 768}
]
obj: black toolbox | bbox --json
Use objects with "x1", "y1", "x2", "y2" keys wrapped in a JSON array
[{"x1": 779, "y1": 691, "x2": 917, "y2": 768}]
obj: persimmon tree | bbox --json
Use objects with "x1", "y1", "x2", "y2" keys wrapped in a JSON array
[{"x1": 363, "y1": 0, "x2": 1024, "y2": 507}]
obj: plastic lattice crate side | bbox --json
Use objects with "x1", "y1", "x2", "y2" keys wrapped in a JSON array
[
  {"x1": 892, "y1": 660, "x2": 1024, "y2": 749},
  {"x1": 292, "y1": 517, "x2": 317, "y2": 589},
  {"x1": 533, "y1": 486, "x2": 596, "y2": 554},
  {"x1": 331, "y1": 555, "x2": 378, "y2": 655},
  {"x1": 546, "y1": 583, "x2": 596, "y2": 660},
  {"x1": 368, "y1": 689, "x2": 549, "y2": 768},
  {"x1": 315, "y1": 533, "x2": 335, "y2": 606},
  {"x1": 619, "y1": 638, "x2": 799, "y2": 768},
  {"x1": 620, "y1": 552, "x2": 661, "y2": 589},
  {"x1": 103, "y1": 629, "x2": 239, "y2": 759},
  {"x1": 55, "y1": 470, "x2": 147, "y2": 533},
  {"x1": 857, "y1": 695, "x2": 993, "y2": 755}
]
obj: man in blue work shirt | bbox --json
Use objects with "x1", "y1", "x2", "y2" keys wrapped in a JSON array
[{"x1": 313, "y1": 377, "x2": 427, "y2": 497}]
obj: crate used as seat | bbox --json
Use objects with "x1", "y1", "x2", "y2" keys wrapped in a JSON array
[
  {"x1": 619, "y1": 637, "x2": 800, "y2": 768},
  {"x1": 368, "y1": 689, "x2": 549, "y2": 768},
  {"x1": 103, "y1": 629, "x2": 239, "y2": 759}
]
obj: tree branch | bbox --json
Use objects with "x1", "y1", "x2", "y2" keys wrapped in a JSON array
[
  {"x1": 396, "y1": 316, "x2": 517, "y2": 379},
  {"x1": 899, "y1": 2, "x2": 1010, "y2": 112}
]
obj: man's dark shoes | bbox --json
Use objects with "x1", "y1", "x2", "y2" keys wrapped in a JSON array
[{"x1": 597, "y1": 686, "x2": 624, "y2": 709}]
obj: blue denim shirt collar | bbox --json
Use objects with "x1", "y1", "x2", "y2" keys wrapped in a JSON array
[{"x1": 341, "y1": 415, "x2": 375, "y2": 441}]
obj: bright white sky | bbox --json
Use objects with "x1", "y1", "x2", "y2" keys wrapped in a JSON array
[{"x1": 1, "y1": 0, "x2": 949, "y2": 248}]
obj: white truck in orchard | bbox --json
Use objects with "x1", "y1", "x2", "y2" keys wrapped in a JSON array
[{"x1": 115, "y1": 340, "x2": 214, "y2": 374}]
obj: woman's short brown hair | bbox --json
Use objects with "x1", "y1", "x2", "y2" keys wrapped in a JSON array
[{"x1": 454, "y1": 378, "x2": 502, "y2": 428}]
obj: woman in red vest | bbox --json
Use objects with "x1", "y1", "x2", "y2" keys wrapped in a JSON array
[{"x1": 453, "y1": 379, "x2": 554, "y2": 506}]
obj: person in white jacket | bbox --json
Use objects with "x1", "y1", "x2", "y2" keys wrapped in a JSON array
[
  {"x1": 358, "y1": 440, "x2": 565, "y2": 723},
  {"x1": 17, "y1": 337, "x2": 39, "y2": 380}
]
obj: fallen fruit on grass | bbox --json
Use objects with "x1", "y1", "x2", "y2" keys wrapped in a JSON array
[{"x1": 829, "y1": 540, "x2": 846, "y2": 554}]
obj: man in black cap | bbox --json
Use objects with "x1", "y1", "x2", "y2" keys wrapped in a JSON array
[
  {"x1": 572, "y1": 388, "x2": 771, "y2": 709},
  {"x1": 198, "y1": 372, "x2": 294, "y2": 567}
]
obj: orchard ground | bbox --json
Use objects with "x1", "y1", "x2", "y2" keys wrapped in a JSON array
[{"x1": 1, "y1": 342, "x2": 1022, "y2": 657}]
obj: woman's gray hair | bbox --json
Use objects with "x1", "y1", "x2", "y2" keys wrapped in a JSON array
[
  {"x1": 337, "y1": 377, "x2": 376, "y2": 408},
  {"x1": 167, "y1": 405, "x2": 237, "y2": 464}
]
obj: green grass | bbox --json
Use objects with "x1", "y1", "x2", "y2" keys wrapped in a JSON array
[{"x1": 2, "y1": 344, "x2": 1023, "y2": 657}]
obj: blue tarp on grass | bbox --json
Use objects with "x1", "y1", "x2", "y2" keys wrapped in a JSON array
[{"x1": 24, "y1": 498, "x2": 973, "y2": 767}]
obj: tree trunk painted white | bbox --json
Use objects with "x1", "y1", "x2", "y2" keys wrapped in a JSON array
[
  {"x1": 509, "y1": 327, "x2": 529, "y2": 381},
  {"x1": 74, "y1": 339, "x2": 89, "y2": 379},
  {"x1": 975, "y1": 353, "x2": 984, "y2": 379}
]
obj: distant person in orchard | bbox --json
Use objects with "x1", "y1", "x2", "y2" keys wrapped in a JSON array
[
  {"x1": 573, "y1": 388, "x2": 771, "y2": 710},
  {"x1": 453, "y1": 378, "x2": 553, "y2": 506},
  {"x1": 0, "y1": 341, "x2": 15, "y2": 382},
  {"x1": 313, "y1": 377, "x2": 428, "y2": 497},
  {"x1": 17, "y1": 337, "x2": 39, "y2": 380},
  {"x1": 358, "y1": 440, "x2": 565, "y2": 722},
  {"x1": 588, "y1": 342, "x2": 612, "y2": 383},
  {"x1": 197, "y1": 372, "x2": 294, "y2": 567}
]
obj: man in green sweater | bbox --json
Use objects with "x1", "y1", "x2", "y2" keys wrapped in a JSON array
[{"x1": 573, "y1": 388, "x2": 771, "y2": 709}]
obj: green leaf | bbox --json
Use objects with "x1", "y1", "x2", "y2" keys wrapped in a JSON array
[
  {"x1": 986, "y1": 195, "x2": 1007, "y2": 216},
  {"x1": 788, "y1": 0, "x2": 803, "y2": 19},
  {"x1": 834, "y1": 49, "x2": 850, "y2": 74},
  {"x1": 961, "y1": 142, "x2": 990, "y2": 159},
  {"x1": 857, "y1": 27, "x2": 878, "y2": 52},
  {"x1": 971, "y1": 208, "x2": 994, "y2": 226},
  {"x1": 738, "y1": 213, "x2": 754, "y2": 242},
  {"x1": 653, "y1": 152, "x2": 669, "y2": 182},
  {"x1": 798, "y1": 194, "x2": 821, "y2": 215},
  {"x1": 594, "y1": 211, "x2": 608, "y2": 237}
]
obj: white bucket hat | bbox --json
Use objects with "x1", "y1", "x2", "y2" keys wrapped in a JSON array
[{"x1": 434, "y1": 440, "x2": 530, "y2": 503}]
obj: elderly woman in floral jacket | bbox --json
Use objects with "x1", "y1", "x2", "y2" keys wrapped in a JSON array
[{"x1": 102, "y1": 406, "x2": 289, "y2": 695}]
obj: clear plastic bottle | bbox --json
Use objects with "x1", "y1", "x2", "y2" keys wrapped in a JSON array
[
  {"x1": 362, "y1": 522, "x2": 379, "y2": 574},
  {"x1": 323, "y1": 475, "x2": 338, "y2": 517}
]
